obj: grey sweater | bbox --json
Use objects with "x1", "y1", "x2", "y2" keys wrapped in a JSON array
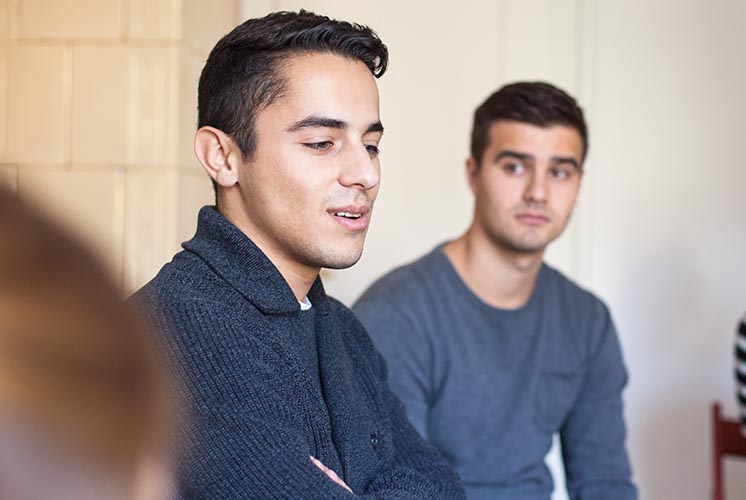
[
  {"x1": 134, "y1": 208, "x2": 465, "y2": 500},
  {"x1": 353, "y1": 247, "x2": 637, "y2": 500}
]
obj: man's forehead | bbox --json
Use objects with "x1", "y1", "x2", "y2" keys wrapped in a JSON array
[
  {"x1": 488, "y1": 120, "x2": 583, "y2": 152},
  {"x1": 263, "y1": 53, "x2": 381, "y2": 130},
  {"x1": 278, "y1": 52, "x2": 376, "y2": 89}
]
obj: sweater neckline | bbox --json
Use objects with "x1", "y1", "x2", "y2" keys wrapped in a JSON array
[
  {"x1": 182, "y1": 206, "x2": 330, "y2": 316},
  {"x1": 432, "y1": 243, "x2": 547, "y2": 317}
]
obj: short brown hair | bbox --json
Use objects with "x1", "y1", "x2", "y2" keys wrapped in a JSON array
[{"x1": 470, "y1": 81, "x2": 588, "y2": 166}]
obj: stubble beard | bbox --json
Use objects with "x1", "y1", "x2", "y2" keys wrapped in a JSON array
[
  {"x1": 485, "y1": 216, "x2": 558, "y2": 257},
  {"x1": 489, "y1": 229, "x2": 548, "y2": 256},
  {"x1": 495, "y1": 217, "x2": 571, "y2": 256},
  {"x1": 292, "y1": 233, "x2": 367, "y2": 271}
]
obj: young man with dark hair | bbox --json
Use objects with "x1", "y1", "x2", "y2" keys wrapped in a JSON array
[
  {"x1": 354, "y1": 82, "x2": 637, "y2": 500},
  {"x1": 135, "y1": 10, "x2": 464, "y2": 500}
]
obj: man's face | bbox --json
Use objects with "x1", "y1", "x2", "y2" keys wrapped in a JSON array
[
  {"x1": 237, "y1": 52, "x2": 382, "y2": 273},
  {"x1": 468, "y1": 120, "x2": 583, "y2": 256}
]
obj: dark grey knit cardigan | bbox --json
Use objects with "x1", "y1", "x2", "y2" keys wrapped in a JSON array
[{"x1": 134, "y1": 207, "x2": 465, "y2": 500}]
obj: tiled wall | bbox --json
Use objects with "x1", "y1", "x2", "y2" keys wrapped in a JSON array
[{"x1": 0, "y1": 0, "x2": 237, "y2": 292}]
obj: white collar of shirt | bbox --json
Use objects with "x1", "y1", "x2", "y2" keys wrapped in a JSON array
[{"x1": 299, "y1": 296, "x2": 312, "y2": 311}]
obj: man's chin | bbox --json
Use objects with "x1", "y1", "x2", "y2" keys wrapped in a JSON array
[
  {"x1": 321, "y1": 252, "x2": 364, "y2": 270},
  {"x1": 314, "y1": 243, "x2": 366, "y2": 270},
  {"x1": 504, "y1": 236, "x2": 551, "y2": 256}
]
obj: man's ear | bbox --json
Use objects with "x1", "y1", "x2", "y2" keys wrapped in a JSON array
[
  {"x1": 194, "y1": 127, "x2": 242, "y2": 187},
  {"x1": 466, "y1": 156, "x2": 480, "y2": 195}
]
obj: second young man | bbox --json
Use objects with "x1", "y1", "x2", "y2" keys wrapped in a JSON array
[{"x1": 355, "y1": 82, "x2": 637, "y2": 500}]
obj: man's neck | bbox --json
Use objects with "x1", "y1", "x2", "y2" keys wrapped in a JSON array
[
  {"x1": 217, "y1": 202, "x2": 319, "y2": 302},
  {"x1": 442, "y1": 228, "x2": 543, "y2": 310}
]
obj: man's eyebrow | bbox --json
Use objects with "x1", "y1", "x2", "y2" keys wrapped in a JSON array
[
  {"x1": 287, "y1": 116, "x2": 347, "y2": 133},
  {"x1": 286, "y1": 116, "x2": 384, "y2": 135},
  {"x1": 551, "y1": 156, "x2": 580, "y2": 171},
  {"x1": 367, "y1": 122, "x2": 384, "y2": 134},
  {"x1": 494, "y1": 150, "x2": 581, "y2": 171},
  {"x1": 493, "y1": 150, "x2": 535, "y2": 164}
]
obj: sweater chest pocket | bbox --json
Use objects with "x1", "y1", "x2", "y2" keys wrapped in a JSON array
[{"x1": 533, "y1": 370, "x2": 583, "y2": 432}]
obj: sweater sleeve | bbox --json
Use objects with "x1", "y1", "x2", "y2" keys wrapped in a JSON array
[{"x1": 560, "y1": 305, "x2": 637, "y2": 500}]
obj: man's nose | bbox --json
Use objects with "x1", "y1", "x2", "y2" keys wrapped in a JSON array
[
  {"x1": 523, "y1": 170, "x2": 547, "y2": 204},
  {"x1": 338, "y1": 144, "x2": 380, "y2": 190}
]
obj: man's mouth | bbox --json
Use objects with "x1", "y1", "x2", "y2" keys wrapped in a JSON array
[
  {"x1": 328, "y1": 205, "x2": 370, "y2": 231},
  {"x1": 333, "y1": 211, "x2": 362, "y2": 220},
  {"x1": 516, "y1": 211, "x2": 550, "y2": 225}
]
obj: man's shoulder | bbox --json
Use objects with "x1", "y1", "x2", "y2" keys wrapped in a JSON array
[
  {"x1": 541, "y1": 263, "x2": 610, "y2": 315},
  {"x1": 136, "y1": 253, "x2": 226, "y2": 304},
  {"x1": 355, "y1": 247, "x2": 445, "y2": 308},
  {"x1": 132, "y1": 249, "x2": 256, "y2": 330}
]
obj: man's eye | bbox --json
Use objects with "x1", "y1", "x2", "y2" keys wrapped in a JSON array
[
  {"x1": 550, "y1": 167, "x2": 571, "y2": 179},
  {"x1": 504, "y1": 162, "x2": 524, "y2": 174},
  {"x1": 304, "y1": 141, "x2": 333, "y2": 151},
  {"x1": 365, "y1": 144, "x2": 381, "y2": 157}
]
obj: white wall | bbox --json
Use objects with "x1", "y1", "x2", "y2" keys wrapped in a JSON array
[
  {"x1": 587, "y1": 1, "x2": 746, "y2": 498},
  {"x1": 240, "y1": 2, "x2": 746, "y2": 498}
]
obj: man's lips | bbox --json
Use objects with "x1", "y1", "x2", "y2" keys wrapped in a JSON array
[
  {"x1": 328, "y1": 205, "x2": 371, "y2": 231},
  {"x1": 515, "y1": 211, "x2": 550, "y2": 225}
]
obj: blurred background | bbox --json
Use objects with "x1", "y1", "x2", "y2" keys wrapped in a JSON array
[{"x1": 1, "y1": 0, "x2": 744, "y2": 498}]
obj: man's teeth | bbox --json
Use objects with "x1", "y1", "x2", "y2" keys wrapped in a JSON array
[{"x1": 334, "y1": 211, "x2": 361, "y2": 219}]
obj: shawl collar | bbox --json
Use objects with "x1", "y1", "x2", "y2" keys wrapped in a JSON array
[{"x1": 182, "y1": 206, "x2": 330, "y2": 316}]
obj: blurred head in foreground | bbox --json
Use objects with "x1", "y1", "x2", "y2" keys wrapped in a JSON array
[{"x1": 0, "y1": 189, "x2": 172, "y2": 500}]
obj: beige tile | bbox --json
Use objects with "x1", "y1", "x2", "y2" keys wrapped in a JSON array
[
  {"x1": 0, "y1": 0, "x2": 10, "y2": 40},
  {"x1": 128, "y1": 0, "x2": 180, "y2": 40},
  {"x1": 182, "y1": 0, "x2": 237, "y2": 54},
  {"x1": 72, "y1": 46, "x2": 127, "y2": 164},
  {"x1": 3, "y1": 46, "x2": 70, "y2": 165},
  {"x1": 0, "y1": 0, "x2": 21, "y2": 40},
  {"x1": 17, "y1": 167, "x2": 125, "y2": 280},
  {"x1": 177, "y1": 49, "x2": 202, "y2": 170},
  {"x1": 177, "y1": 171, "x2": 213, "y2": 244},
  {"x1": 20, "y1": 0, "x2": 123, "y2": 39},
  {"x1": 123, "y1": 168, "x2": 177, "y2": 293},
  {"x1": 0, "y1": 46, "x2": 6, "y2": 158},
  {"x1": 72, "y1": 46, "x2": 178, "y2": 166}
]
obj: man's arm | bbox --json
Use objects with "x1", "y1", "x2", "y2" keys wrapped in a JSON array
[{"x1": 560, "y1": 307, "x2": 637, "y2": 500}]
